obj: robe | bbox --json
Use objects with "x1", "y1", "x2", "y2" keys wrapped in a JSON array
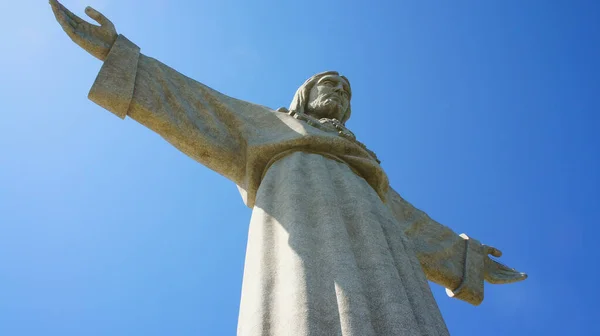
[{"x1": 88, "y1": 35, "x2": 488, "y2": 336}]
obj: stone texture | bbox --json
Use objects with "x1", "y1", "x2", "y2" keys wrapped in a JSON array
[{"x1": 50, "y1": 2, "x2": 527, "y2": 335}]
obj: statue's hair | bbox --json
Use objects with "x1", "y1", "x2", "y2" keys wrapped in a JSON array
[{"x1": 287, "y1": 71, "x2": 352, "y2": 124}]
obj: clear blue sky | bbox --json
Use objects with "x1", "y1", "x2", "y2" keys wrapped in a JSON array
[{"x1": 1, "y1": 0, "x2": 598, "y2": 335}]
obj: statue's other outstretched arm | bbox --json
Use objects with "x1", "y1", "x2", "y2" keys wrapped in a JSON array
[
  {"x1": 50, "y1": 1, "x2": 272, "y2": 186},
  {"x1": 386, "y1": 187, "x2": 527, "y2": 305}
]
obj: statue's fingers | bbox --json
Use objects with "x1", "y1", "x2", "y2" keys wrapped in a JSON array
[
  {"x1": 85, "y1": 6, "x2": 115, "y2": 31},
  {"x1": 497, "y1": 269, "x2": 527, "y2": 283},
  {"x1": 484, "y1": 245, "x2": 503, "y2": 258},
  {"x1": 51, "y1": 0, "x2": 85, "y2": 25},
  {"x1": 50, "y1": 0, "x2": 65, "y2": 23},
  {"x1": 49, "y1": 0, "x2": 59, "y2": 12},
  {"x1": 500, "y1": 264, "x2": 527, "y2": 278},
  {"x1": 487, "y1": 272, "x2": 511, "y2": 284},
  {"x1": 488, "y1": 263, "x2": 528, "y2": 284},
  {"x1": 49, "y1": 0, "x2": 61, "y2": 13},
  {"x1": 61, "y1": 10, "x2": 79, "y2": 30},
  {"x1": 492, "y1": 259, "x2": 518, "y2": 272},
  {"x1": 54, "y1": 9, "x2": 78, "y2": 39}
]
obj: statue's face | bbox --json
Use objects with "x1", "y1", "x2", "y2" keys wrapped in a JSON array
[{"x1": 306, "y1": 74, "x2": 351, "y2": 120}]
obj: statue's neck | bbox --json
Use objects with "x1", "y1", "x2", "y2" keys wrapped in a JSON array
[{"x1": 282, "y1": 109, "x2": 380, "y2": 163}]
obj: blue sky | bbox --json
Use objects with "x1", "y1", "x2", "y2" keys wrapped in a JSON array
[{"x1": 1, "y1": 0, "x2": 598, "y2": 335}]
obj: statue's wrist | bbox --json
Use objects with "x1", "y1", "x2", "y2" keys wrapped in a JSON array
[
  {"x1": 445, "y1": 234, "x2": 486, "y2": 305},
  {"x1": 88, "y1": 34, "x2": 140, "y2": 119},
  {"x1": 98, "y1": 35, "x2": 119, "y2": 61}
]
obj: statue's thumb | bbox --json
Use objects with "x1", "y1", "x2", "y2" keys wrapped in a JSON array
[{"x1": 85, "y1": 6, "x2": 110, "y2": 27}]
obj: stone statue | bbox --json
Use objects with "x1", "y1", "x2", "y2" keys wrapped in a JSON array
[{"x1": 49, "y1": 1, "x2": 527, "y2": 335}]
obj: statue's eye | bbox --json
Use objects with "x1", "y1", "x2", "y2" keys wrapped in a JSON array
[{"x1": 322, "y1": 80, "x2": 335, "y2": 86}]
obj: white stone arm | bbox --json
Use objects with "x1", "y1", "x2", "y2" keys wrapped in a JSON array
[
  {"x1": 386, "y1": 187, "x2": 487, "y2": 305},
  {"x1": 88, "y1": 35, "x2": 272, "y2": 185}
]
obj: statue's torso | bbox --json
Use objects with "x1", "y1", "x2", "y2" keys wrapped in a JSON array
[{"x1": 237, "y1": 110, "x2": 389, "y2": 208}]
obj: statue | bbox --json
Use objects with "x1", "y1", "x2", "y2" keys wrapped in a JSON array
[{"x1": 49, "y1": 1, "x2": 527, "y2": 335}]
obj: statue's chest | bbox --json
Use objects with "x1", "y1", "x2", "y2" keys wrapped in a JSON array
[{"x1": 281, "y1": 110, "x2": 380, "y2": 164}]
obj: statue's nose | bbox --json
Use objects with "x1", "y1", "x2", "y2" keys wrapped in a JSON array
[{"x1": 333, "y1": 85, "x2": 345, "y2": 94}]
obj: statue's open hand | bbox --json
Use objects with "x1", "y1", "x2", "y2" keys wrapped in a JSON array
[
  {"x1": 483, "y1": 245, "x2": 528, "y2": 284},
  {"x1": 50, "y1": 0, "x2": 117, "y2": 61}
]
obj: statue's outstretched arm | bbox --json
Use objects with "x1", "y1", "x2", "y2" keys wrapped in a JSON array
[
  {"x1": 50, "y1": 1, "x2": 272, "y2": 185},
  {"x1": 386, "y1": 187, "x2": 527, "y2": 305}
]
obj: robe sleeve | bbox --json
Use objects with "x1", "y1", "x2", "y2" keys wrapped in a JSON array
[
  {"x1": 88, "y1": 35, "x2": 272, "y2": 185},
  {"x1": 386, "y1": 187, "x2": 487, "y2": 305}
]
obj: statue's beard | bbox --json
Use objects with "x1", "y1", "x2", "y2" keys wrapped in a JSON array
[{"x1": 306, "y1": 96, "x2": 344, "y2": 121}]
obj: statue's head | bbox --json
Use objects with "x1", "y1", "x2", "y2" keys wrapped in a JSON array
[{"x1": 289, "y1": 71, "x2": 352, "y2": 124}]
